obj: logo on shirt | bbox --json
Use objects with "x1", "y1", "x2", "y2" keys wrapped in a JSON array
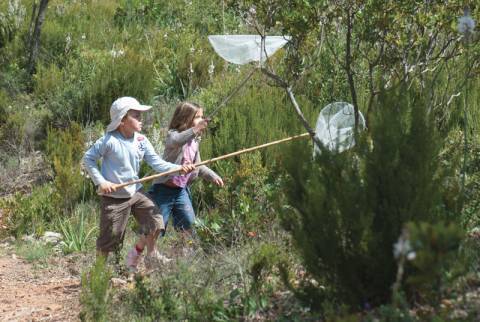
[{"x1": 137, "y1": 135, "x2": 146, "y2": 152}]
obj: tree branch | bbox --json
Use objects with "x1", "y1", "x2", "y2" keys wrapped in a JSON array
[
  {"x1": 345, "y1": 6, "x2": 359, "y2": 132},
  {"x1": 28, "y1": 0, "x2": 49, "y2": 75}
]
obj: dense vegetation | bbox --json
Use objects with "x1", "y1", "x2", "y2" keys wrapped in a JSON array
[{"x1": 1, "y1": 0, "x2": 479, "y2": 320}]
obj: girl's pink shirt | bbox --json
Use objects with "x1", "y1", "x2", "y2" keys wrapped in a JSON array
[{"x1": 170, "y1": 138, "x2": 199, "y2": 188}]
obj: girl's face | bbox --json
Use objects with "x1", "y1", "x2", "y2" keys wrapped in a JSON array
[{"x1": 192, "y1": 108, "x2": 204, "y2": 127}]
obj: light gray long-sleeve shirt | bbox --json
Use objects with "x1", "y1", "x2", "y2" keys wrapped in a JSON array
[
  {"x1": 83, "y1": 130, "x2": 179, "y2": 198},
  {"x1": 152, "y1": 128, "x2": 220, "y2": 185}
]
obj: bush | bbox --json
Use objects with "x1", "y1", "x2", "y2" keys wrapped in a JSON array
[
  {"x1": 34, "y1": 48, "x2": 155, "y2": 126},
  {"x1": 193, "y1": 152, "x2": 279, "y2": 247},
  {"x1": 198, "y1": 75, "x2": 317, "y2": 161},
  {"x1": 1, "y1": 183, "x2": 57, "y2": 237},
  {"x1": 80, "y1": 257, "x2": 111, "y2": 322},
  {"x1": 125, "y1": 259, "x2": 242, "y2": 321},
  {"x1": 278, "y1": 83, "x2": 452, "y2": 309},
  {"x1": 0, "y1": 103, "x2": 52, "y2": 156},
  {"x1": 403, "y1": 221, "x2": 464, "y2": 305},
  {"x1": 120, "y1": 242, "x2": 292, "y2": 321},
  {"x1": 0, "y1": 0, "x2": 25, "y2": 50},
  {"x1": 45, "y1": 122, "x2": 95, "y2": 212},
  {"x1": 114, "y1": 0, "x2": 239, "y2": 34},
  {"x1": 15, "y1": 240, "x2": 55, "y2": 265}
]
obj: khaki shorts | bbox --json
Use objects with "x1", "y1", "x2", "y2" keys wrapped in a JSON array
[{"x1": 96, "y1": 190, "x2": 165, "y2": 252}]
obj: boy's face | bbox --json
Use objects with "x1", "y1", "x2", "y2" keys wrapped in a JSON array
[{"x1": 121, "y1": 110, "x2": 143, "y2": 132}]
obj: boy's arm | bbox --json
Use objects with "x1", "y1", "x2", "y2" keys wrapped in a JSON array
[
  {"x1": 82, "y1": 137, "x2": 108, "y2": 186},
  {"x1": 165, "y1": 128, "x2": 197, "y2": 147},
  {"x1": 143, "y1": 137, "x2": 182, "y2": 173}
]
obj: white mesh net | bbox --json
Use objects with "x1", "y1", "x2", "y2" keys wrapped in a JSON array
[
  {"x1": 208, "y1": 35, "x2": 290, "y2": 65},
  {"x1": 314, "y1": 102, "x2": 366, "y2": 154}
]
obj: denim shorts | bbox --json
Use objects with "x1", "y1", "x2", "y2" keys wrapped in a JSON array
[{"x1": 150, "y1": 183, "x2": 195, "y2": 234}]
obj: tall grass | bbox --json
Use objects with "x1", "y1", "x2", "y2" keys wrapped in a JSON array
[{"x1": 56, "y1": 202, "x2": 98, "y2": 254}]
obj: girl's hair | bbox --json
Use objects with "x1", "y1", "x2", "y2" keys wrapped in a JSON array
[{"x1": 169, "y1": 102, "x2": 202, "y2": 131}]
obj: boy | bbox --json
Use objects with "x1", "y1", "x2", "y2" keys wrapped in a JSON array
[{"x1": 83, "y1": 96, "x2": 194, "y2": 272}]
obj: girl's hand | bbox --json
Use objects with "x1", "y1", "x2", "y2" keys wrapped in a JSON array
[
  {"x1": 193, "y1": 118, "x2": 209, "y2": 134},
  {"x1": 98, "y1": 181, "x2": 117, "y2": 194},
  {"x1": 213, "y1": 177, "x2": 224, "y2": 187},
  {"x1": 181, "y1": 164, "x2": 196, "y2": 174}
]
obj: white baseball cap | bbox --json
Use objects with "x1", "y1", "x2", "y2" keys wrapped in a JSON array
[{"x1": 106, "y1": 97, "x2": 152, "y2": 132}]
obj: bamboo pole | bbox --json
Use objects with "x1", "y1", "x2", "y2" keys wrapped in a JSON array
[{"x1": 113, "y1": 132, "x2": 310, "y2": 190}]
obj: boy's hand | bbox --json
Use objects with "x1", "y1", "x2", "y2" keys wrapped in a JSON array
[
  {"x1": 180, "y1": 164, "x2": 196, "y2": 175},
  {"x1": 213, "y1": 177, "x2": 224, "y2": 187},
  {"x1": 98, "y1": 181, "x2": 117, "y2": 194}
]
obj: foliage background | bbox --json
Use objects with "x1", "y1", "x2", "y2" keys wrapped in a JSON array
[{"x1": 0, "y1": 0, "x2": 479, "y2": 320}]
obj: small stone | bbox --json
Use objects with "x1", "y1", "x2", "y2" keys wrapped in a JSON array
[
  {"x1": 111, "y1": 277, "x2": 127, "y2": 288},
  {"x1": 451, "y1": 309, "x2": 468, "y2": 319},
  {"x1": 46, "y1": 304, "x2": 62, "y2": 311},
  {"x1": 41, "y1": 231, "x2": 63, "y2": 245},
  {"x1": 1, "y1": 236, "x2": 15, "y2": 244},
  {"x1": 441, "y1": 299, "x2": 453, "y2": 308},
  {"x1": 21, "y1": 234, "x2": 35, "y2": 243}
]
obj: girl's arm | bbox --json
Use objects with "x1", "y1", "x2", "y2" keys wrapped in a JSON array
[
  {"x1": 82, "y1": 136, "x2": 108, "y2": 186},
  {"x1": 198, "y1": 165, "x2": 221, "y2": 181},
  {"x1": 195, "y1": 150, "x2": 221, "y2": 182},
  {"x1": 165, "y1": 128, "x2": 197, "y2": 147}
]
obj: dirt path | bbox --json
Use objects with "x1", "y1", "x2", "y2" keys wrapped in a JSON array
[{"x1": 0, "y1": 255, "x2": 81, "y2": 321}]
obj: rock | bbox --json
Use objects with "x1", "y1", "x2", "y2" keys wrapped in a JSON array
[
  {"x1": 46, "y1": 304, "x2": 62, "y2": 311},
  {"x1": 41, "y1": 232, "x2": 62, "y2": 245},
  {"x1": 451, "y1": 309, "x2": 468, "y2": 319},
  {"x1": 21, "y1": 234, "x2": 35, "y2": 243},
  {"x1": 1, "y1": 236, "x2": 15, "y2": 244},
  {"x1": 111, "y1": 277, "x2": 127, "y2": 288}
]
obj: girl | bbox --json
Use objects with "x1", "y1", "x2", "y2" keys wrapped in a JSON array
[{"x1": 150, "y1": 102, "x2": 223, "y2": 241}]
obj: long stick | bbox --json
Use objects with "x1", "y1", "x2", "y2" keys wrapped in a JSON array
[{"x1": 114, "y1": 132, "x2": 310, "y2": 190}]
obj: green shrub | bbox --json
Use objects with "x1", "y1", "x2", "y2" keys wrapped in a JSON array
[
  {"x1": 0, "y1": 103, "x2": 52, "y2": 155},
  {"x1": 39, "y1": 19, "x2": 70, "y2": 67},
  {"x1": 114, "y1": 0, "x2": 239, "y2": 34},
  {"x1": 364, "y1": 302, "x2": 417, "y2": 322},
  {"x1": 246, "y1": 242, "x2": 291, "y2": 316},
  {"x1": 45, "y1": 122, "x2": 95, "y2": 212},
  {"x1": 0, "y1": 10, "x2": 16, "y2": 50},
  {"x1": 198, "y1": 76, "x2": 317, "y2": 161},
  {"x1": 80, "y1": 257, "x2": 111, "y2": 322},
  {"x1": 35, "y1": 48, "x2": 155, "y2": 126},
  {"x1": 1, "y1": 183, "x2": 57, "y2": 237},
  {"x1": 128, "y1": 262, "x2": 233, "y2": 321},
  {"x1": 131, "y1": 274, "x2": 181, "y2": 320},
  {"x1": 0, "y1": 0, "x2": 25, "y2": 50},
  {"x1": 278, "y1": 83, "x2": 451, "y2": 309},
  {"x1": 193, "y1": 152, "x2": 279, "y2": 247},
  {"x1": 0, "y1": 89, "x2": 7, "y2": 123},
  {"x1": 16, "y1": 241, "x2": 55, "y2": 265},
  {"x1": 404, "y1": 221, "x2": 464, "y2": 305}
]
